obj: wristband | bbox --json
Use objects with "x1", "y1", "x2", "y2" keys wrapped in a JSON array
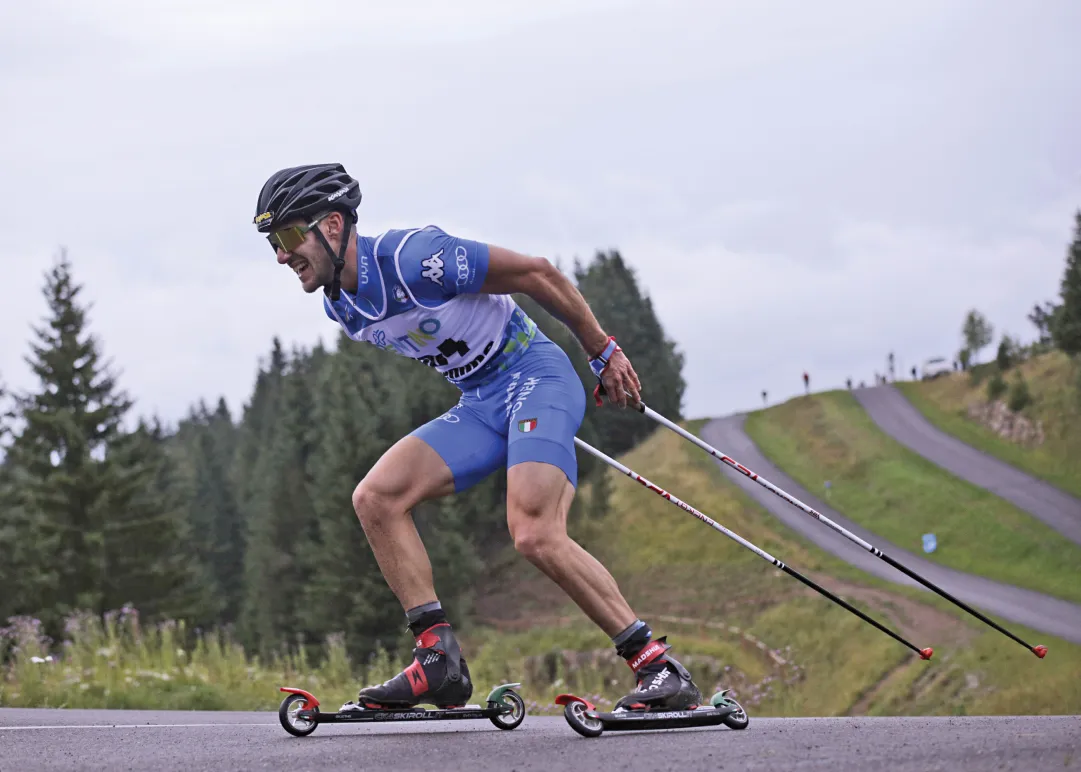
[{"x1": 588, "y1": 336, "x2": 620, "y2": 378}]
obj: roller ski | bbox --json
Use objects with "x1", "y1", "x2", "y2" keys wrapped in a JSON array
[
  {"x1": 278, "y1": 622, "x2": 525, "y2": 736},
  {"x1": 555, "y1": 636, "x2": 748, "y2": 738}
]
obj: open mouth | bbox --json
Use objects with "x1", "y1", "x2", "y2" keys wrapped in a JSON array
[{"x1": 291, "y1": 259, "x2": 310, "y2": 279}]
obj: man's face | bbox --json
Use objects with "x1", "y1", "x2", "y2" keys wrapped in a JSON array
[{"x1": 272, "y1": 214, "x2": 339, "y2": 294}]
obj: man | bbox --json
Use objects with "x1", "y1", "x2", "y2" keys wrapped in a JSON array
[{"x1": 253, "y1": 163, "x2": 703, "y2": 712}]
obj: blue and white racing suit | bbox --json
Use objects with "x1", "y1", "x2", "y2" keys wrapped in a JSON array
[{"x1": 323, "y1": 225, "x2": 587, "y2": 490}]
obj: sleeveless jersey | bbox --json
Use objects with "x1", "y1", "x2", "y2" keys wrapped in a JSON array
[{"x1": 322, "y1": 225, "x2": 543, "y2": 387}]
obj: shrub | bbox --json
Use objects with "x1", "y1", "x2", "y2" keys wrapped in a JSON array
[
  {"x1": 1007, "y1": 373, "x2": 1033, "y2": 412},
  {"x1": 985, "y1": 370, "x2": 1007, "y2": 400}
]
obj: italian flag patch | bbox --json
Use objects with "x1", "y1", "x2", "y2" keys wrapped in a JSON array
[{"x1": 518, "y1": 418, "x2": 538, "y2": 433}]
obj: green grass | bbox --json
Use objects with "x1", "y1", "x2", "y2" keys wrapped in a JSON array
[
  {"x1": 470, "y1": 419, "x2": 1081, "y2": 717},
  {"x1": 896, "y1": 350, "x2": 1081, "y2": 500},
  {"x1": 4, "y1": 418, "x2": 1080, "y2": 716},
  {"x1": 741, "y1": 390, "x2": 1081, "y2": 606}
]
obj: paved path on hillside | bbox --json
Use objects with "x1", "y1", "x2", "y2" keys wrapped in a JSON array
[
  {"x1": 1, "y1": 708, "x2": 1077, "y2": 772},
  {"x1": 700, "y1": 415, "x2": 1081, "y2": 645},
  {"x1": 851, "y1": 384, "x2": 1081, "y2": 545}
]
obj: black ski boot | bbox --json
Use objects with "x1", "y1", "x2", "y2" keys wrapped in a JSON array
[
  {"x1": 614, "y1": 636, "x2": 702, "y2": 712},
  {"x1": 344, "y1": 622, "x2": 473, "y2": 710}
]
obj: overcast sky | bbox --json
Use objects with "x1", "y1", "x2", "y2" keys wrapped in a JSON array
[{"x1": 2, "y1": 0, "x2": 1079, "y2": 429}]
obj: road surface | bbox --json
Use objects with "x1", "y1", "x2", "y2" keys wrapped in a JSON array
[
  {"x1": 0, "y1": 708, "x2": 1077, "y2": 771},
  {"x1": 852, "y1": 384, "x2": 1081, "y2": 545},
  {"x1": 700, "y1": 416, "x2": 1081, "y2": 645}
]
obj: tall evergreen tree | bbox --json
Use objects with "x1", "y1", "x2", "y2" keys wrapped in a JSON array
[
  {"x1": 3, "y1": 251, "x2": 204, "y2": 632},
  {"x1": 238, "y1": 346, "x2": 321, "y2": 656},
  {"x1": 572, "y1": 250, "x2": 686, "y2": 457},
  {"x1": 1052, "y1": 210, "x2": 1081, "y2": 358},
  {"x1": 98, "y1": 417, "x2": 216, "y2": 623},
  {"x1": 4, "y1": 251, "x2": 134, "y2": 628},
  {"x1": 174, "y1": 398, "x2": 245, "y2": 627}
]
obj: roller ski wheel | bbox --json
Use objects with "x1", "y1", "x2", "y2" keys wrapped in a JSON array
[
  {"x1": 276, "y1": 684, "x2": 526, "y2": 737},
  {"x1": 278, "y1": 691, "x2": 319, "y2": 737},
  {"x1": 712, "y1": 689, "x2": 749, "y2": 730},
  {"x1": 488, "y1": 685, "x2": 526, "y2": 730},
  {"x1": 560, "y1": 695, "x2": 604, "y2": 738},
  {"x1": 554, "y1": 692, "x2": 747, "y2": 738}
]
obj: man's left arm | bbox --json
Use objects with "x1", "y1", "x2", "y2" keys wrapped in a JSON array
[{"x1": 478, "y1": 245, "x2": 641, "y2": 409}]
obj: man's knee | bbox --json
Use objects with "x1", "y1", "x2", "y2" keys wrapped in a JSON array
[
  {"x1": 507, "y1": 474, "x2": 569, "y2": 562},
  {"x1": 511, "y1": 517, "x2": 564, "y2": 563},
  {"x1": 352, "y1": 474, "x2": 415, "y2": 528}
]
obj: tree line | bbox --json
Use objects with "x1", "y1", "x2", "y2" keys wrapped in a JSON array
[
  {"x1": 0, "y1": 249, "x2": 686, "y2": 664},
  {"x1": 960, "y1": 210, "x2": 1081, "y2": 372}
]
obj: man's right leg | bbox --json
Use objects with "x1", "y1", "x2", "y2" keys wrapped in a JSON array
[
  {"x1": 349, "y1": 402, "x2": 506, "y2": 709},
  {"x1": 351, "y1": 434, "x2": 456, "y2": 612}
]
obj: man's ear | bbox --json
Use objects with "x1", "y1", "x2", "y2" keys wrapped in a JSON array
[{"x1": 322, "y1": 211, "x2": 345, "y2": 241}]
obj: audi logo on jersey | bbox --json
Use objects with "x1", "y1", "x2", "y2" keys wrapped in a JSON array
[{"x1": 455, "y1": 246, "x2": 470, "y2": 287}]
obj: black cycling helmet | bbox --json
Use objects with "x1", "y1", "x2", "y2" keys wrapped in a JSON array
[{"x1": 254, "y1": 163, "x2": 362, "y2": 301}]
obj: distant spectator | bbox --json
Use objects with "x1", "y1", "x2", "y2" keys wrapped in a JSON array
[
  {"x1": 761, "y1": 389, "x2": 768, "y2": 405},
  {"x1": 911, "y1": 365, "x2": 917, "y2": 379},
  {"x1": 803, "y1": 371, "x2": 810, "y2": 394},
  {"x1": 846, "y1": 377, "x2": 852, "y2": 390}
]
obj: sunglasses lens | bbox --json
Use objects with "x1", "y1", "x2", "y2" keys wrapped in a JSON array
[{"x1": 269, "y1": 227, "x2": 305, "y2": 253}]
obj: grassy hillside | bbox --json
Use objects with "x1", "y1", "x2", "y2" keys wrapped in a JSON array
[
  {"x1": 741, "y1": 390, "x2": 1081, "y2": 606},
  {"x1": 465, "y1": 419, "x2": 1081, "y2": 717},
  {"x1": 5, "y1": 419, "x2": 1079, "y2": 717},
  {"x1": 896, "y1": 350, "x2": 1081, "y2": 500}
]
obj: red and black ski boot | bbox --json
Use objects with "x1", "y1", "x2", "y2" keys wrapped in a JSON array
[
  {"x1": 343, "y1": 622, "x2": 473, "y2": 710},
  {"x1": 614, "y1": 636, "x2": 702, "y2": 712}
]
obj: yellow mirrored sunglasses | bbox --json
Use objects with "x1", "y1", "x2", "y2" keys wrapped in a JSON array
[{"x1": 267, "y1": 212, "x2": 330, "y2": 254}]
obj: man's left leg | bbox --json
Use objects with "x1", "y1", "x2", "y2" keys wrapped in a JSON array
[
  {"x1": 506, "y1": 460, "x2": 702, "y2": 711},
  {"x1": 506, "y1": 461, "x2": 635, "y2": 636},
  {"x1": 503, "y1": 345, "x2": 702, "y2": 711}
]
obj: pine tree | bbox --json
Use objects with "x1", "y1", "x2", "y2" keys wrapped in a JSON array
[
  {"x1": 238, "y1": 346, "x2": 321, "y2": 656},
  {"x1": 1028, "y1": 301, "x2": 1059, "y2": 347},
  {"x1": 4, "y1": 251, "x2": 134, "y2": 627},
  {"x1": 98, "y1": 418, "x2": 217, "y2": 623},
  {"x1": 4, "y1": 251, "x2": 206, "y2": 631},
  {"x1": 1052, "y1": 210, "x2": 1081, "y2": 358},
  {"x1": 572, "y1": 250, "x2": 686, "y2": 457},
  {"x1": 175, "y1": 398, "x2": 245, "y2": 627}
]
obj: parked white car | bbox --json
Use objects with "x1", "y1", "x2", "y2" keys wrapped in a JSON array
[{"x1": 921, "y1": 357, "x2": 953, "y2": 380}]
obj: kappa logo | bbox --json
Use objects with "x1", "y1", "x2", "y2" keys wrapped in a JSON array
[
  {"x1": 422, "y1": 249, "x2": 445, "y2": 286},
  {"x1": 393, "y1": 284, "x2": 408, "y2": 303}
]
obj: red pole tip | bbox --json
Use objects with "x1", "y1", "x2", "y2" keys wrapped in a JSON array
[
  {"x1": 919, "y1": 647, "x2": 933, "y2": 660},
  {"x1": 1033, "y1": 645, "x2": 1047, "y2": 658}
]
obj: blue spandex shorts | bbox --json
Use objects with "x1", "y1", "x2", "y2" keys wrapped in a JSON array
[{"x1": 411, "y1": 337, "x2": 587, "y2": 491}]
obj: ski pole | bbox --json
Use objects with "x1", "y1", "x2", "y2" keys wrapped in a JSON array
[
  {"x1": 572, "y1": 436, "x2": 934, "y2": 661},
  {"x1": 629, "y1": 398, "x2": 1048, "y2": 659}
]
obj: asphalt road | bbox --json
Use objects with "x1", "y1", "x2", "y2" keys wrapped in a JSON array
[
  {"x1": 700, "y1": 416, "x2": 1081, "y2": 645},
  {"x1": 0, "y1": 708, "x2": 1078, "y2": 771},
  {"x1": 852, "y1": 384, "x2": 1081, "y2": 545}
]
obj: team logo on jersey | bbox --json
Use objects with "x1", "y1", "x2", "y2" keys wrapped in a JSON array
[
  {"x1": 517, "y1": 418, "x2": 538, "y2": 433},
  {"x1": 422, "y1": 249, "x2": 445, "y2": 286},
  {"x1": 393, "y1": 284, "x2": 408, "y2": 303}
]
